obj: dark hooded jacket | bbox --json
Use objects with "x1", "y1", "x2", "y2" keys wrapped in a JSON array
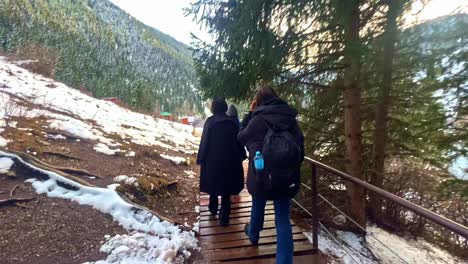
[
  {"x1": 197, "y1": 113, "x2": 246, "y2": 195},
  {"x1": 226, "y1": 104, "x2": 240, "y2": 128},
  {"x1": 237, "y1": 98, "x2": 304, "y2": 200}
]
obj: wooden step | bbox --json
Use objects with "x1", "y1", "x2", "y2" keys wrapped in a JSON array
[
  {"x1": 200, "y1": 201, "x2": 273, "y2": 212},
  {"x1": 205, "y1": 241, "x2": 315, "y2": 261},
  {"x1": 200, "y1": 195, "x2": 253, "y2": 206},
  {"x1": 199, "y1": 209, "x2": 275, "y2": 221},
  {"x1": 200, "y1": 221, "x2": 287, "y2": 236},
  {"x1": 200, "y1": 215, "x2": 276, "y2": 228},
  {"x1": 203, "y1": 233, "x2": 308, "y2": 250},
  {"x1": 200, "y1": 204, "x2": 274, "y2": 216},
  {"x1": 200, "y1": 226, "x2": 303, "y2": 243},
  {"x1": 217, "y1": 254, "x2": 321, "y2": 264}
]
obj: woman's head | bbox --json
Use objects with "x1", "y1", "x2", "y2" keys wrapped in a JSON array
[
  {"x1": 226, "y1": 104, "x2": 238, "y2": 117},
  {"x1": 211, "y1": 97, "x2": 228, "y2": 114},
  {"x1": 254, "y1": 85, "x2": 278, "y2": 106}
]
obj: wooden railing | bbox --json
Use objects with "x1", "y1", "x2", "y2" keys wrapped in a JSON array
[{"x1": 303, "y1": 157, "x2": 468, "y2": 251}]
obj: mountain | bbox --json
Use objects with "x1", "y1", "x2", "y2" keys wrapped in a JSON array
[{"x1": 0, "y1": 0, "x2": 201, "y2": 114}]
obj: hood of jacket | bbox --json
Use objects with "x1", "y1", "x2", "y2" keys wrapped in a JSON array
[
  {"x1": 226, "y1": 105, "x2": 239, "y2": 117},
  {"x1": 252, "y1": 98, "x2": 298, "y2": 130},
  {"x1": 209, "y1": 112, "x2": 236, "y2": 126}
]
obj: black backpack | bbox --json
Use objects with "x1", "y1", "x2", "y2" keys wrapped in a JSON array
[{"x1": 259, "y1": 119, "x2": 302, "y2": 192}]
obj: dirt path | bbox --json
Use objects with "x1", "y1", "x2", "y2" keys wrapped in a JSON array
[{"x1": 0, "y1": 178, "x2": 126, "y2": 264}]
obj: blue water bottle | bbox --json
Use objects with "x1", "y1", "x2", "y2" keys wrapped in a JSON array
[{"x1": 254, "y1": 151, "x2": 264, "y2": 171}]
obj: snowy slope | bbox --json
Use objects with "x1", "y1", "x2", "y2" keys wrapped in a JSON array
[
  {"x1": 0, "y1": 56, "x2": 198, "y2": 155},
  {"x1": 306, "y1": 225, "x2": 464, "y2": 264},
  {"x1": 0, "y1": 57, "x2": 201, "y2": 263}
]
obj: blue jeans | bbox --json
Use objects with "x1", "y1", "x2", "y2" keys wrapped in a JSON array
[{"x1": 247, "y1": 196, "x2": 294, "y2": 264}]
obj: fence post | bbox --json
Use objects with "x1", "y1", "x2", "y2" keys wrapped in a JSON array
[{"x1": 311, "y1": 163, "x2": 319, "y2": 251}]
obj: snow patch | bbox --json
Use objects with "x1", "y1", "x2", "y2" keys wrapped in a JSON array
[
  {"x1": 125, "y1": 151, "x2": 136, "y2": 157},
  {"x1": 84, "y1": 232, "x2": 196, "y2": 264},
  {"x1": 114, "y1": 175, "x2": 139, "y2": 187},
  {"x1": 0, "y1": 157, "x2": 14, "y2": 173},
  {"x1": 367, "y1": 226, "x2": 462, "y2": 264},
  {"x1": 184, "y1": 170, "x2": 196, "y2": 178},
  {"x1": 0, "y1": 136, "x2": 8, "y2": 147},
  {"x1": 94, "y1": 143, "x2": 120, "y2": 156},
  {"x1": 47, "y1": 134, "x2": 67, "y2": 140},
  {"x1": 160, "y1": 154, "x2": 186, "y2": 165},
  {"x1": 305, "y1": 226, "x2": 463, "y2": 264}
]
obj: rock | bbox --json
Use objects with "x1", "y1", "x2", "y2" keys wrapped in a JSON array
[
  {"x1": 6, "y1": 170, "x2": 16, "y2": 178},
  {"x1": 36, "y1": 139, "x2": 51, "y2": 146},
  {"x1": 333, "y1": 215, "x2": 347, "y2": 226}
]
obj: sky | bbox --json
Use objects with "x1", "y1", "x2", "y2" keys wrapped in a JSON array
[
  {"x1": 109, "y1": 0, "x2": 467, "y2": 45},
  {"x1": 109, "y1": 0, "x2": 209, "y2": 45}
]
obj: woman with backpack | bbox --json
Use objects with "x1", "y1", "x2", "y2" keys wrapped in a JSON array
[
  {"x1": 238, "y1": 86, "x2": 304, "y2": 264},
  {"x1": 197, "y1": 98, "x2": 246, "y2": 226}
]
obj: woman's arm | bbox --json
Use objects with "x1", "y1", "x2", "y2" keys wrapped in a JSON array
[{"x1": 237, "y1": 113, "x2": 259, "y2": 146}]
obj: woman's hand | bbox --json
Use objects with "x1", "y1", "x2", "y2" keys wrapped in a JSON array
[{"x1": 249, "y1": 100, "x2": 257, "y2": 112}]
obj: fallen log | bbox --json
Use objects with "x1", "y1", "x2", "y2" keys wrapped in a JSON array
[
  {"x1": 42, "y1": 150, "x2": 82, "y2": 160},
  {"x1": 42, "y1": 129, "x2": 84, "y2": 141},
  {"x1": 55, "y1": 167, "x2": 103, "y2": 179},
  {"x1": 3, "y1": 149, "x2": 94, "y2": 187},
  {"x1": 0, "y1": 197, "x2": 34, "y2": 206}
]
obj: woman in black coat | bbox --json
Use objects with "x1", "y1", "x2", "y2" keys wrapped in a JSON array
[{"x1": 197, "y1": 98, "x2": 246, "y2": 226}]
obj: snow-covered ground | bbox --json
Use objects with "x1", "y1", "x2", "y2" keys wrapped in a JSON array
[
  {"x1": 0, "y1": 56, "x2": 198, "y2": 156},
  {"x1": 2, "y1": 151, "x2": 198, "y2": 264},
  {"x1": 306, "y1": 225, "x2": 463, "y2": 264}
]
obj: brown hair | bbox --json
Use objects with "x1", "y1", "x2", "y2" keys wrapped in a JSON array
[{"x1": 254, "y1": 85, "x2": 278, "y2": 106}]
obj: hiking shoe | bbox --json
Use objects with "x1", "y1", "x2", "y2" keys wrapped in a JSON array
[
  {"x1": 209, "y1": 208, "x2": 217, "y2": 216},
  {"x1": 208, "y1": 204, "x2": 218, "y2": 216},
  {"x1": 219, "y1": 219, "x2": 229, "y2": 227},
  {"x1": 244, "y1": 224, "x2": 258, "y2": 246}
]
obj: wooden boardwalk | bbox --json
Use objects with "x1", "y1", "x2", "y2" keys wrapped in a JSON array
[{"x1": 198, "y1": 190, "x2": 321, "y2": 263}]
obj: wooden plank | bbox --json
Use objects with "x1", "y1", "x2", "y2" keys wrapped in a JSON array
[
  {"x1": 200, "y1": 191, "x2": 250, "y2": 199},
  {"x1": 200, "y1": 226, "x2": 303, "y2": 243},
  {"x1": 200, "y1": 215, "x2": 275, "y2": 228},
  {"x1": 200, "y1": 201, "x2": 273, "y2": 212},
  {"x1": 203, "y1": 233, "x2": 308, "y2": 250},
  {"x1": 205, "y1": 241, "x2": 315, "y2": 261},
  {"x1": 200, "y1": 221, "x2": 286, "y2": 236},
  {"x1": 200, "y1": 195, "x2": 253, "y2": 206},
  {"x1": 200, "y1": 210, "x2": 275, "y2": 221},
  {"x1": 200, "y1": 204, "x2": 274, "y2": 216},
  {"x1": 220, "y1": 254, "x2": 321, "y2": 264}
]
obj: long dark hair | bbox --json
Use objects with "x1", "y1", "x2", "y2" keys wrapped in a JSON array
[
  {"x1": 254, "y1": 85, "x2": 278, "y2": 106},
  {"x1": 211, "y1": 97, "x2": 228, "y2": 114}
]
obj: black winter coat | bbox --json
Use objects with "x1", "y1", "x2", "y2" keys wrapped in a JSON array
[
  {"x1": 238, "y1": 98, "x2": 304, "y2": 200},
  {"x1": 197, "y1": 113, "x2": 246, "y2": 195}
]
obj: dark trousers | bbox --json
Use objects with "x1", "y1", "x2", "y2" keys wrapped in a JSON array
[{"x1": 209, "y1": 194, "x2": 231, "y2": 224}]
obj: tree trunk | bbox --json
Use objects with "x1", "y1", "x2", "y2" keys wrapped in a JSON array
[
  {"x1": 342, "y1": 0, "x2": 366, "y2": 228},
  {"x1": 369, "y1": 0, "x2": 400, "y2": 224}
]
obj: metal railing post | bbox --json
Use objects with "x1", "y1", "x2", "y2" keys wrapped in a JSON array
[{"x1": 311, "y1": 163, "x2": 319, "y2": 251}]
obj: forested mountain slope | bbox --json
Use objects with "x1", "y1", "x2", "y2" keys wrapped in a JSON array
[{"x1": 0, "y1": 0, "x2": 201, "y2": 113}]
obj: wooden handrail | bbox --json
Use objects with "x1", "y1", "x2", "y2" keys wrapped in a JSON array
[{"x1": 304, "y1": 157, "x2": 468, "y2": 239}]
